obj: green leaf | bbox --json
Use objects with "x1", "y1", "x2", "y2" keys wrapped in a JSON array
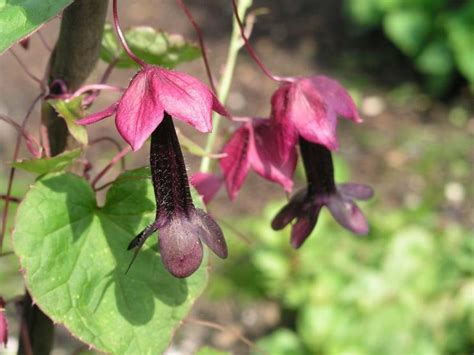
[
  {"x1": 0, "y1": 0, "x2": 74, "y2": 54},
  {"x1": 12, "y1": 149, "x2": 82, "y2": 174},
  {"x1": 48, "y1": 96, "x2": 88, "y2": 145},
  {"x1": 383, "y1": 10, "x2": 431, "y2": 56},
  {"x1": 13, "y1": 168, "x2": 208, "y2": 354},
  {"x1": 100, "y1": 24, "x2": 201, "y2": 69}
]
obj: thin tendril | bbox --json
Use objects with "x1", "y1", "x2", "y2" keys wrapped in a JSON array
[
  {"x1": 9, "y1": 49, "x2": 43, "y2": 85},
  {"x1": 175, "y1": 0, "x2": 217, "y2": 93},
  {"x1": 185, "y1": 318, "x2": 265, "y2": 353},
  {"x1": 37, "y1": 30, "x2": 52, "y2": 51},
  {"x1": 230, "y1": 0, "x2": 288, "y2": 83},
  {"x1": 112, "y1": 0, "x2": 146, "y2": 67},
  {"x1": 0, "y1": 93, "x2": 43, "y2": 251},
  {"x1": 92, "y1": 146, "x2": 132, "y2": 190}
]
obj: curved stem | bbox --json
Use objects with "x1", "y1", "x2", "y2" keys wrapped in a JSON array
[
  {"x1": 185, "y1": 318, "x2": 263, "y2": 352},
  {"x1": 175, "y1": 0, "x2": 217, "y2": 93},
  {"x1": 92, "y1": 146, "x2": 131, "y2": 189},
  {"x1": 230, "y1": 0, "x2": 287, "y2": 83},
  {"x1": 71, "y1": 83, "x2": 123, "y2": 99},
  {"x1": 112, "y1": 0, "x2": 146, "y2": 67}
]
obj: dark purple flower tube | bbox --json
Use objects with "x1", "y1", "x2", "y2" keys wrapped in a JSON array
[
  {"x1": 128, "y1": 114, "x2": 227, "y2": 278},
  {"x1": 272, "y1": 138, "x2": 373, "y2": 248}
]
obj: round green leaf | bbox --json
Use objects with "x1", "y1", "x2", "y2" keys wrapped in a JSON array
[
  {"x1": 0, "y1": 0, "x2": 74, "y2": 54},
  {"x1": 13, "y1": 168, "x2": 208, "y2": 354},
  {"x1": 100, "y1": 24, "x2": 201, "y2": 69}
]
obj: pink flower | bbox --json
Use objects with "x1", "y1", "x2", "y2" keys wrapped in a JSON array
[
  {"x1": 272, "y1": 75, "x2": 361, "y2": 158},
  {"x1": 0, "y1": 297, "x2": 7, "y2": 348},
  {"x1": 219, "y1": 119, "x2": 297, "y2": 200},
  {"x1": 78, "y1": 66, "x2": 227, "y2": 151}
]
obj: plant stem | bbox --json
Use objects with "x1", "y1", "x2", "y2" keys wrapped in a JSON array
[
  {"x1": 43, "y1": 0, "x2": 109, "y2": 155},
  {"x1": 199, "y1": 0, "x2": 253, "y2": 173},
  {"x1": 18, "y1": 1, "x2": 109, "y2": 355}
]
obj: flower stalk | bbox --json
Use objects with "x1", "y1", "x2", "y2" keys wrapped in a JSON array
[{"x1": 200, "y1": 0, "x2": 253, "y2": 173}]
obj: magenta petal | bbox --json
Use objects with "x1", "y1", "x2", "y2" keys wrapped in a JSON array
[
  {"x1": 116, "y1": 70, "x2": 164, "y2": 151},
  {"x1": 327, "y1": 195, "x2": 369, "y2": 235},
  {"x1": 271, "y1": 188, "x2": 307, "y2": 230},
  {"x1": 338, "y1": 183, "x2": 374, "y2": 201},
  {"x1": 220, "y1": 124, "x2": 251, "y2": 200},
  {"x1": 310, "y1": 76, "x2": 362, "y2": 123},
  {"x1": 251, "y1": 120, "x2": 297, "y2": 192},
  {"x1": 193, "y1": 209, "x2": 228, "y2": 259},
  {"x1": 152, "y1": 68, "x2": 214, "y2": 132},
  {"x1": 77, "y1": 102, "x2": 118, "y2": 125},
  {"x1": 159, "y1": 218, "x2": 204, "y2": 278},
  {"x1": 271, "y1": 84, "x2": 299, "y2": 160},
  {"x1": 0, "y1": 297, "x2": 7, "y2": 348},
  {"x1": 289, "y1": 80, "x2": 339, "y2": 151},
  {"x1": 190, "y1": 172, "x2": 223, "y2": 204}
]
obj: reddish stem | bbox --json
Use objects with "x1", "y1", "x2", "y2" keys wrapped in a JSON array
[
  {"x1": 89, "y1": 136, "x2": 126, "y2": 170},
  {"x1": 19, "y1": 316, "x2": 34, "y2": 355},
  {"x1": 112, "y1": 0, "x2": 146, "y2": 67},
  {"x1": 175, "y1": 0, "x2": 217, "y2": 93},
  {"x1": 230, "y1": 0, "x2": 289, "y2": 83},
  {"x1": 0, "y1": 94, "x2": 42, "y2": 251},
  {"x1": 0, "y1": 115, "x2": 42, "y2": 158},
  {"x1": 37, "y1": 30, "x2": 52, "y2": 51},
  {"x1": 39, "y1": 124, "x2": 51, "y2": 158},
  {"x1": 185, "y1": 318, "x2": 262, "y2": 352},
  {"x1": 92, "y1": 146, "x2": 131, "y2": 189},
  {"x1": 71, "y1": 83, "x2": 124, "y2": 99},
  {"x1": 0, "y1": 195, "x2": 21, "y2": 203}
]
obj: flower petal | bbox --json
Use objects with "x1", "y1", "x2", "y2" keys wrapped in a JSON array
[
  {"x1": 289, "y1": 80, "x2": 339, "y2": 151},
  {"x1": 77, "y1": 102, "x2": 118, "y2": 125},
  {"x1": 190, "y1": 172, "x2": 223, "y2": 204},
  {"x1": 290, "y1": 205, "x2": 321, "y2": 249},
  {"x1": 271, "y1": 84, "x2": 299, "y2": 160},
  {"x1": 116, "y1": 69, "x2": 164, "y2": 151},
  {"x1": 271, "y1": 188, "x2": 307, "y2": 230},
  {"x1": 220, "y1": 124, "x2": 252, "y2": 200},
  {"x1": 309, "y1": 76, "x2": 362, "y2": 123},
  {"x1": 193, "y1": 209, "x2": 228, "y2": 259},
  {"x1": 327, "y1": 194, "x2": 369, "y2": 235},
  {"x1": 338, "y1": 183, "x2": 374, "y2": 201},
  {"x1": 251, "y1": 120, "x2": 297, "y2": 192},
  {"x1": 152, "y1": 68, "x2": 215, "y2": 132},
  {"x1": 159, "y1": 217, "x2": 203, "y2": 278}
]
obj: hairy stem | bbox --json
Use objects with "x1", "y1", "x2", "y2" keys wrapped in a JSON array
[
  {"x1": 18, "y1": 2, "x2": 109, "y2": 355},
  {"x1": 199, "y1": 0, "x2": 253, "y2": 173}
]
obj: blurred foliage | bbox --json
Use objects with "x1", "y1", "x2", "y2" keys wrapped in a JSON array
[
  {"x1": 345, "y1": 0, "x2": 474, "y2": 94},
  {"x1": 212, "y1": 202, "x2": 473, "y2": 354}
]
